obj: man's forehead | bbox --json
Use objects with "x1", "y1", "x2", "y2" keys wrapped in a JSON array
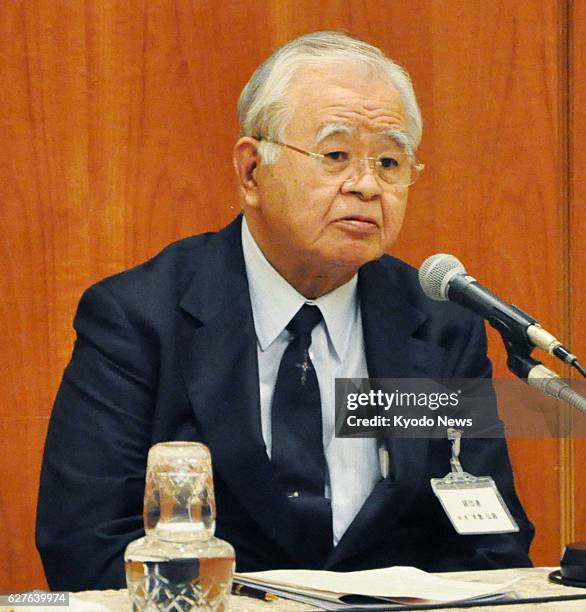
[{"x1": 286, "y1": 70, "x2": 407, "y2": 137}]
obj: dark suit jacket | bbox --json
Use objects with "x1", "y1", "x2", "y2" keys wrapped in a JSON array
[{"x1": 36, "y1": 216, "x2": 533, "y2": 590}]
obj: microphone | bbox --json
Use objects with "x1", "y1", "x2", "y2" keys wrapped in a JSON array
[
  {"x1": 527, "y1": 364, "x2": 586, "y2": 416},
  {"x1": 418, "y1": 253, "x2": 579, "y2": 368}
]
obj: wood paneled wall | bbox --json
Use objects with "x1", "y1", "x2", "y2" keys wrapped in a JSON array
[{"x1": 1, "y1": 0, "x2": 583, "y2": 591}]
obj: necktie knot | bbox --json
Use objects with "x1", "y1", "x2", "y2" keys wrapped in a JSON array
[{"x1": 287, "y1": 304, "x2": 322, "y2": 338}]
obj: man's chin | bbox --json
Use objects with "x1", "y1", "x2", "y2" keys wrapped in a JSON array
[{"x1": 325, "y1": 246, "x2": 383, "y2": 270}]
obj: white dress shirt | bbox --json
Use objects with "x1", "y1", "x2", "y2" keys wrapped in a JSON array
[{"x1": 241, "y1": 217, "x2": 381, "y2": 544}]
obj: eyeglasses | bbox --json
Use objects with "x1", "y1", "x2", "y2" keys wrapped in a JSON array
[{"x1": 257, "y1": 137, "x2": 424, "y2": 187}]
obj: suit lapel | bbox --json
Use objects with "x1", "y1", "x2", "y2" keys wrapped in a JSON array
[
  {"x1": 177, "y1": 218, "x2": 321, "y2": 565},
  {"x1": 327, "y1": 260, "x2": 438, "y2": 567}
]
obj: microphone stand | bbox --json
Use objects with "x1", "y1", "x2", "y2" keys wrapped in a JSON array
[
  {"x1": 488, "y1": 314, "x2": 586, "y2": 414},
  {"x1": 491, "y1": 317, "x2": 586, "y2": 587}
]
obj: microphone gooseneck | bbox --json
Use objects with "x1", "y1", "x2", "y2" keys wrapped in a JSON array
[{"x1": 527, "y1": 364, "x2": 586, "y2": 416}]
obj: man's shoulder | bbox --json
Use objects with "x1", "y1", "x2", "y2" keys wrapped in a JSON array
[
  {"x1": 369, "y1": 253, "x2": 480, "y2": 329},
  {"x1": 80, "y1": 218, "x2": 243, "y2": 314},
  {"x1": 373, "y1": 253, "x2": 420, "y2": 290},
  {"x1": 364, "y1": 253, "x2": 435, "y2": 309},
  {"x1": 106, "y1": 231, "x2": 214, "y2": 284},
  {"x1": 98, "y1": 218, "x2": 239, "y2": 286}
]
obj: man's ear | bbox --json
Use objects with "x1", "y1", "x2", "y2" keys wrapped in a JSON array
[{"x1": 233, "y1": 138, "x2": 261, "y2": 208}]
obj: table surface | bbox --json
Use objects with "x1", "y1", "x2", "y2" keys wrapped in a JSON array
[{"x1": 3, "y1": 567, "x2": 586, "y2": 611}]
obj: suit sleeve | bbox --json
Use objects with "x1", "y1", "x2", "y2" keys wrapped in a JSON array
[
  {"x1": 36, "y1": 282, "x2": 157, "y2": 590},
  {"x1": 428, "y1": 315, "x2": 535, "y2": 571}
]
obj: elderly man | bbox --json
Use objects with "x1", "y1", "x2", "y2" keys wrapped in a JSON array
[{"x1": 37, "y1": 31, "x2": 533, "y2": 590}]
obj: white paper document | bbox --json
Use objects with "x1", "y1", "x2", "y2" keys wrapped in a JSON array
[{"x1": 235, "y1": 565, "x2": 518, "y2": 609}]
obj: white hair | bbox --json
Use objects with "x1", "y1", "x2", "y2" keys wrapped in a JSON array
[{"x1": 237, "y1": 31, "x2": 423, "y2": 164}]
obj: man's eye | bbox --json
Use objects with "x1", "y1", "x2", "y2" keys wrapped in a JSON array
[
  {"x1": 378, "y1": 156, "x2": 400, "y2": 169},
  {"x1": 324, "y1": 151, "x2": 349, "y2": 162}
]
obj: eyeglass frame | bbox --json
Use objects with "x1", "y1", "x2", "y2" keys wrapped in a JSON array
[{"x1": 255, "y1": 136, "x2": 425, "y2": 187}]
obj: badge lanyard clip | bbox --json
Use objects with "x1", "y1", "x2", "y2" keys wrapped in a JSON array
[{"x1": 446, "y1": 427, "x2": 472, "y2": 481}]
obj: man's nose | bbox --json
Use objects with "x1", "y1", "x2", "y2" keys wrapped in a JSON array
[{"x1": 341, "y1": 159, "x2": 384, "y2": 199}]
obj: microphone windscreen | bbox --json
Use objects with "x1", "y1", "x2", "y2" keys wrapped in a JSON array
[{"x1": 419, "y1": 253, "x2": 466, "y2": 301}]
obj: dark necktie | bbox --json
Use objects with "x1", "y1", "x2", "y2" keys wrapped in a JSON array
[{"x1": 271, "y1": 304, "x2": 332, "y2": 563}]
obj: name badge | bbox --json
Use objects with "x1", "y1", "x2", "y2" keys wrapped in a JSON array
[{"x1": 430, "y1": 428, "x2": 519, "y2": 535}]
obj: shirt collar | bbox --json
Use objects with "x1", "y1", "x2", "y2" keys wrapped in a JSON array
[
  {"x1": 311, "y1": 276, "x2": 359, "y2": 361},
  {"x1": 241, "y1": 216, "x2": 358, "y2": 360}
]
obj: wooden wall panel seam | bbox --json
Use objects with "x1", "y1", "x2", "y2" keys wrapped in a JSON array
[{"x1": 560, "y1": 0, "x2": 575, "y2": 551}]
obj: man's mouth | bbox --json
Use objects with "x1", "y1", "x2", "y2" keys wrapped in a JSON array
[{"x1": 335, "y1": 216, "x2": 379, "y2": 233}]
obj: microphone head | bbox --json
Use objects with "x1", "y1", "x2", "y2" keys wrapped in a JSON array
[{"x1": 419, "y1": 253, "x2": 467, "y2": 301}]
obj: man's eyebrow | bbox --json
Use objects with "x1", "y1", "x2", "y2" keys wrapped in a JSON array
[
  {"x1": 313, "y1": 123, "x2": 354, "y2": 145},
  {"x1": 384, "y1": 129, "x2": 413, "y2": 155},
  {"x1": 313, "y1": 124, "x2": 413, "y2": 155}
]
